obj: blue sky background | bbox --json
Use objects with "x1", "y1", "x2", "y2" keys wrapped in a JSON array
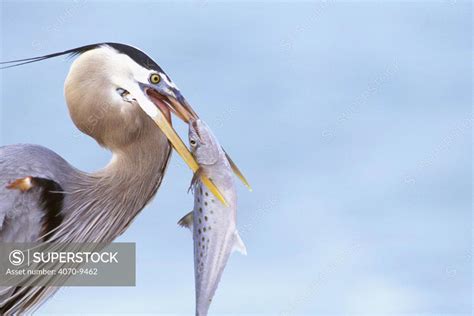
[{"x1": 0, "y1": 1, "x2": 471, "y2": 315}]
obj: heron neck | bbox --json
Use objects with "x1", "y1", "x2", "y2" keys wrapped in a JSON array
[
  {"x1": 56, "y1": 129, "x2": 171, "y2": 242},
  {"x1": 105, "y1": 130, "x2": 170, "y2": 183}
]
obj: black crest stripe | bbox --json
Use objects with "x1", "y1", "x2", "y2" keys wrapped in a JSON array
[{"x1": 0, "y1": 42, "x2": 163, "y2": 72}]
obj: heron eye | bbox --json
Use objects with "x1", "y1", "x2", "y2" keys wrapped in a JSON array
[{"x1": 149, "y1": 73, "x2": 161, "y2": 84}]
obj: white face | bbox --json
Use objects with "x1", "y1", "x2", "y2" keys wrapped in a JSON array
[
  {"x1": 108, "y1": 49, "x2": 162, "y2": 116},
  {"x1": 82, "y1": 45, "x2": 181, "y2": 122}
]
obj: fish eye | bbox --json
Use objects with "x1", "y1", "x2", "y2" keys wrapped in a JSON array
[
  {"x1": 149, "y1": 73, "x2": 161, "y2": 84},
  {"x1": 190, "y1": 139, "x2": 197, "y2": 147}
]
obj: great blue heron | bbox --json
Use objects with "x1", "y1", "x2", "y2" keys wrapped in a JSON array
[{"x1": 0, "y1": 42, "x2": 247, "y2": 313}]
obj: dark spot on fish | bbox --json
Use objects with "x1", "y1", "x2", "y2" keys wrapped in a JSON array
[
  {"x1": 200, "y1": 187, "x2": 203, "y2": 195},
  {"x1": 197, "y1": 198, "x2": 200, "y2": 203},
  {"x1": 199, "y1": 208, "x2": 202, "y2": 213},
  {"x1": 202, "y1": 237, "x2": 205, "y2": 241},
  {"x1": 199, "y1": 218, "x2": 202, "y2": 224},
  {"x1": 211, "y1": 199, "x2": 215, "y2": 203},
  {"x1": 205, "y1": 202, "x2": 208, "y2": 206},
  {"x1": 205, "y1": 216, "x2": 208, "y2": 221},
  {"x1": 198, "y1": 229, "x2": 201, "y2": 234},
  {"x1": 208, "y1": 226, "x2": 212, "y2": 230},
  {"x1": 210, "y1": 210, "x2": 214, "y2": 214},
  {"x1": 200, "y1": 253, "x2": 203, "y2": 257},
  {"x1": 203, "y1": 227, "x2": 207, "y2": 232},
  {"x1": 205, "y1": 192, "x2": 209, "y2": 196},
  {"x1": 202, "y1": 245, "x2": 205, "y2": 249}
]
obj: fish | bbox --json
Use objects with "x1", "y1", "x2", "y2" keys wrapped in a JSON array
[{"x1": 178, "y1": 119, "x2": 247, "y2": 316}]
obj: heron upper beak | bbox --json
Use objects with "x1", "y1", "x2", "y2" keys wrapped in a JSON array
[{"x1": 146, "y1": 87, "x2": 197, "y2": 122}]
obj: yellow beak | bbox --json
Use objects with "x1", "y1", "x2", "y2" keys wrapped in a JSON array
[{"x1": 144, "y1": 87, "x2": 251, "y2": 206}]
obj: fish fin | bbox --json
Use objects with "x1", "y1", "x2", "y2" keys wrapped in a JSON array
[
  {"x1": 177, "y1": 211, "x2": 194, "y2": 233},
  {"x1": 188, "y1": 167, "x2": 202, "y2": 193},
  {"x1": 224, "y1": 149, "x2": 252, "y2": 192},
  {"x1": 232, "y1": 230, "x2": 247, "y2": 256}
]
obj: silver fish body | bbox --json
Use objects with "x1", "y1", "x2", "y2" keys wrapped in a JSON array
[{"x1": 178, "y1": 120, "x2": 246, "y2": 316}]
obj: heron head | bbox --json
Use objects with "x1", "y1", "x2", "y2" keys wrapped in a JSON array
[{"x1": 64, "y1": 43, "x2": 198, "y2": 163}]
